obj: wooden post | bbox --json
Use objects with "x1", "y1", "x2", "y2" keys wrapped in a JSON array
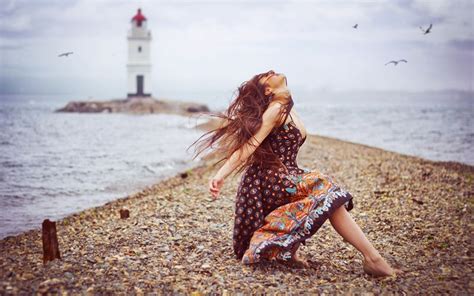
[
  {"x1": 42, "y1": 219, "x2": 61, "y2": 264},
  {"x1": 120, "y1": 209, "x2": 130, "y2": 219}
]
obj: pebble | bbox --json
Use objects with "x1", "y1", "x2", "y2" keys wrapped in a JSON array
[{"x1": 0, "y1": 132, "x2": 472, "y2": 294}]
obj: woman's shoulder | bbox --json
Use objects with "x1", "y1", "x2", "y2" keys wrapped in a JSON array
[
  {"x1": 265, "y1": 101, "x2": 289, "y2": 119},
  {"x1": 263, "y1": 106, "x2": 288, "y2": 130}
]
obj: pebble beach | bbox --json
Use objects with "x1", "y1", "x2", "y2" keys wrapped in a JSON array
[{"x1": 1, "y1": 124, "x2": 472, "y2": 294}]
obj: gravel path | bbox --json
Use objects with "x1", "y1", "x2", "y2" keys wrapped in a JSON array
[{"x1": 1, "y1": 134, "x2": 472, "y2": 294}]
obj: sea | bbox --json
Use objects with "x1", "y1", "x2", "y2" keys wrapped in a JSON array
[{"x1": 0, "y1": 90, "x2": 472, "y2": 238}]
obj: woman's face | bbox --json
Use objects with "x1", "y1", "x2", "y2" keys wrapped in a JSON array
[{"x1": 258, "y1": 70, "x2": 287, "y2": 95}]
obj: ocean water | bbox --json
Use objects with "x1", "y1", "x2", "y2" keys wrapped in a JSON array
[
  {"x1": 293, "y1": 90, "x2": 474, "y2": 166},
  {"x1": 0, "y1": 90, "x2": 473, "y2": 238},
  {"x1": 0, "y1": 94, "x2": 206, "y2": 238}
]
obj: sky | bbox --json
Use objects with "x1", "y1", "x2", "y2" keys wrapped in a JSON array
[{"x1": 0, "y1": 0, "x2": 473, "y2": 101}]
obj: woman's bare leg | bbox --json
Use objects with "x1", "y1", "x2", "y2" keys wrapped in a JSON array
[{"x1": 328, "y1": 205, "x2": 401, "y2": 276}]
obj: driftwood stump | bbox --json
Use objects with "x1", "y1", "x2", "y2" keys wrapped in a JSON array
[
  {"x1": 120, "y1": 209, "x2": 130, "y2": 219},
  {"x1": 42, "y1": 219, "x2": 61, "y2": 264}
]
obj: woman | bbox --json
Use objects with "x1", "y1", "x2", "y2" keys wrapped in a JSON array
[{"x1": 191, "y1": 70, "x2": 401, "y2": 276}]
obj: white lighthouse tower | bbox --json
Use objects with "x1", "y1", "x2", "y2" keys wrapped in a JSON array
[{"x1": 127, "y1": 8, "x2": 152, "y2": 98}]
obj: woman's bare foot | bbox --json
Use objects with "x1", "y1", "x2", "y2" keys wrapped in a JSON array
[
  {"x1": 363, "y1": 256, "x2": 402, "y2": 277},
  {"x1": 276, "y1": 253, "x2": 310, "y2": 269},
  {"x1": 291, "y1": 254, "x2": 310, "y2": 269}
]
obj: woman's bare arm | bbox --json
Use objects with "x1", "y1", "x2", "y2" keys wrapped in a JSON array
[{"x1": 215, "y1": 102, "x2": 283, "y2": 180}]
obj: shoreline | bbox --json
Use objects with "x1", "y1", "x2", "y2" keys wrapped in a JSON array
[
  {"x1": 1, "y1": 128, "x2": 472, "y2": 293},
  {"x1": 0, "y1": 160, "x2": 203, "y2": 241},
  {"x1": 2, "y1": 133, "x2": 472, "y2": 240},
  {"x1": 195, "y1": 116, "x2": 474, "y2": 167},
  {"x1": 2, "y1": 131, "x2": 471, "y2": 241}
]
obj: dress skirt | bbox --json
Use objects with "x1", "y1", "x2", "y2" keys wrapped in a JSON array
[{"x1": 241, "y1": 170, "x2": 354, "y2": 264}]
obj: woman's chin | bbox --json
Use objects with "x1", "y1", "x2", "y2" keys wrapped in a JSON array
[
  {"x1": 275, "y1": 74, "x2": 286, "y2": 85},
  {"x1": 281, "y1": 76, "x2": 288, "y2": 87}
]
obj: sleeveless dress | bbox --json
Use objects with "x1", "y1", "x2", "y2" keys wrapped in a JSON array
[{"x1": 232, "y1": 112, "x2": 354, "y2": 264}]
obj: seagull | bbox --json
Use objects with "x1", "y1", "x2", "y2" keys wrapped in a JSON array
[
  {"x1": 353, "y1": 24, "x2": 358, "y2": 29},
  {"x1": 58, "y1": 52, "x2": 74, "y2": 57},
  {"x1": 385, "y1": 59, "x2": 408, "y2": 66},
  {"x1": 419, "y1": 23, "x2": 432, "y2": 35}
]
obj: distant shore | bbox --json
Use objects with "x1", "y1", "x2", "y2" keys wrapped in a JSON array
[{"x1": 0, "y1": 119, "x2": 472, "y2": 294}]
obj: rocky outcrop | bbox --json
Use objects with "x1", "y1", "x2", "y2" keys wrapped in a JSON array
[{"x1": 55, "y1": 97, "x2": 210, "y2": 116}]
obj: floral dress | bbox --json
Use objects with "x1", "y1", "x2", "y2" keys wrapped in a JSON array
[{"x1": 232, "y1": 113, "x2": 354, "y2": 264}]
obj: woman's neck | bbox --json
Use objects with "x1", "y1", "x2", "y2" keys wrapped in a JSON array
[
  {"x1": 271, "y1": 86, "x2": 291, "y2": 103},
  {"x1": 273, "y1": 85, "x2": 289, "y2": 94}
]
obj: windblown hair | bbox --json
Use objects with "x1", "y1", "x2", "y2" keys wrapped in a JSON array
[{"x1": 188, "y1": 71, "x2": 294, "y2": 177}]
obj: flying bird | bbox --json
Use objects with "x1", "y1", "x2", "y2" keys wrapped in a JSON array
[
  {"x1": 58, "y1": 52, "x2": 74, "y2": 57},
  {"x1": 353, "y1": 24, "x2": 358, "y2": 29},
  {"x1": 419, "y1": 23, "x2": 432, "y2": 35},
  {"x1": 385, "y1": 59, "x2": 408, "y2": 66}
]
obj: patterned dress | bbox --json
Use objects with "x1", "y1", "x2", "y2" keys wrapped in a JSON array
[{"x1": 232, "y1": 113, "x2": 354, "y2": 264}]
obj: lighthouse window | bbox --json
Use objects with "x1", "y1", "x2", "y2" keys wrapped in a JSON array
[{"x1": 138, "y1": 46, "x2": 142, "y2": 52}]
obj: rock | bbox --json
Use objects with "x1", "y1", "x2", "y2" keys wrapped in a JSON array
[
  {"x1": 186, "y1": 105, "x2": 209, "y2": 113},
  {"x1": 55, "y1": 97, "x2": 210, "y2": 116},
  {"x1": 38, "y1": 278, "x2": 64, "y2": 293},
  {"x1": 1, "y1": 128, "x2": 472, "y2": 294},
  {"x1": 64, "y1": 272, "x2": 74, "y2": 280}
]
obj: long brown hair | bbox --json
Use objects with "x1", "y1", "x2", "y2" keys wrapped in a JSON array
[{"x1": 188, "y1": 70, "x2": 294, "y2": 177}]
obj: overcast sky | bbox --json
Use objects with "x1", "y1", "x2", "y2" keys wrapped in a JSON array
[{"x1": 0, "y1": 0, "x2": 472, "y2": 100}]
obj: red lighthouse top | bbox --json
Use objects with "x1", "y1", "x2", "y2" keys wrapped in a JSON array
[{"x1": 131, "y1": 8, "x2": 147, "y2": 27}]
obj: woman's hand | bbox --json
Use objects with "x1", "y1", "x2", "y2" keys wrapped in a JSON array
[{"x1": 209, "y1": 177, "x2": 225, "y2": 199}]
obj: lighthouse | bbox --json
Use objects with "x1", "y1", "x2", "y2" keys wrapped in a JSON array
[{"x1": 127, "y1": 8, "x2": 152, "y2": 98}]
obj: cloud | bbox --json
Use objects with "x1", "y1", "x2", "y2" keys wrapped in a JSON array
[
  {"x1": 0, "y1": 0, "x2": 472, "y2": 97},
  {"x1": 448, "y1": 39, "x2": 474, "y2": 51},
  {"x1": 0, "y1": 14, "x2": 32, "y2": 33},
  {"x1": 0, "y1": 37, "x2": 26, "y2": 50},
  {"x1": 0, "y1": 0, "x2": 81, "y2": 39}
]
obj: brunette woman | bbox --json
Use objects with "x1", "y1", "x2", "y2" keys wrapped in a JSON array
[{"x1": 191, "y1": 70, "x2": 401, "y2": 276}]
